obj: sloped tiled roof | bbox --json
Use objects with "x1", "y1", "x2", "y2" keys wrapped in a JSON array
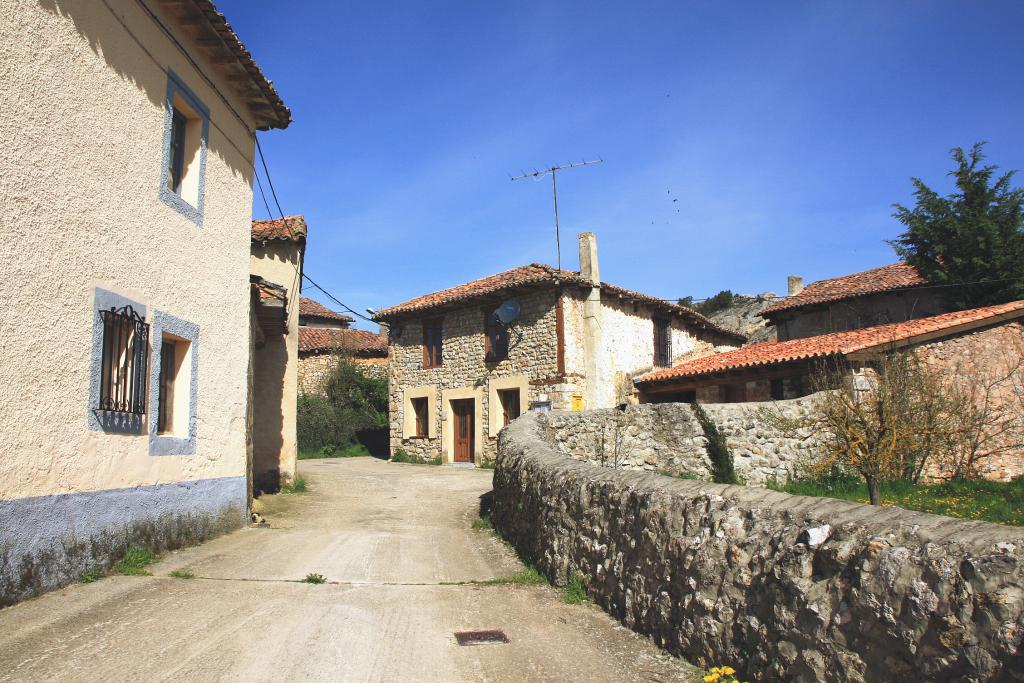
[
  {"x1": 762, "y1": 263, "x2": 927, "y2": 317},
  {"x1": 374, "y1": 264, "x2": 584, "y2": 319},
  {"x1": 299, "y1": 327, "x2": 387, "y2": 357},
  {"x1": 173, "y1": 1, "x2": 291, "y2": 130},
  {"x1": 636, "y1": 300, "x2": 1024, "y2": 385},
  {"x1": 372, "y1": 263, "x2": 745, "y2": 342},
  {"x1": 299, "y1": 296, "x2": 353, "y2": 324},
  {"x1": 252, "y1": 215, "x2": 307, "y2": 243}
]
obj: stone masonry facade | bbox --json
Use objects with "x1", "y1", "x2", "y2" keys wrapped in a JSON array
[
  {"x1": 917, "y1": 321, "x2": 1024, "y2": 481},
  {"x1": 493, "y1": 412, "x2": 1024, "y2": 682},
  {"x1": 388, "y1": 288, "x2": 560, "y2": 464},
  {"x1": 541, "y1": 400, "x2": 820, "y2": 485}
]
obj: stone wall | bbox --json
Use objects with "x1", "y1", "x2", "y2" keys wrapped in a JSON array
[
  {"x1": 492, "y1": 412, "x2": 1024, "y2": 682},
  {"x1": 298, "y1": 353, "x2": 387, "y2": 395},
  {"x1": 917, "y1": 321, "x2": 1024, "y2": 481},
  {"x1": 542, "y1": 399, "x2": 820, "y2": 485}
]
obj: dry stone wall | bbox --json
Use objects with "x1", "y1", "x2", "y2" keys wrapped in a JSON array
[
  {"x1": 492, "y1": 412, "x2": 1024, "y2": 683},
  {"x1": 542, "y1": 399, "x2": 821, "y2": 485}
]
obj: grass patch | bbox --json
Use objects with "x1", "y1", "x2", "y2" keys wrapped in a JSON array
[
  {"x1": 471, "y1": 515, "x2": 493, "y2": 530},
  {"x1": 562, "y1": 574, "x2": 588, "y2": 604},
  {"x1": 479, "y1": 459, "x2": 496, "y2": 470},
  {"x1": 281, "y1": 475, "x2": 308, "y2": 494},
  {"x1": 169, "y1": 569, "x2": 195, "y2": 579},
  {"x1": 80, "y1": 566, "x2": 103, "y2": 583},
  {"x1": 298, "y1": 443, "x2": 371, "y2": 460},
  {"x1": 659, "y1": 469, "x2": 701, "y2": 481},
  {"x1": 391, "y1": 449, "x2": 442, "y2": 465},
  {"x1": 302, "y1": 572, "x2": 327, "y2": 584},
  {"x1": 769, "y1": 475, "x2": 1024, "y2": 526},
  {"x1": 116, "y1": 546, "x2": 156, "y2": 576},
  {"x1": 482, "y1": 566, "x2": 548, "y2": 586}
]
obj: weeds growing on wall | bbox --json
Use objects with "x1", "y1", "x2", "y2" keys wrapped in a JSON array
[
  {"x1": 391, "y1": 449, "x2": 441, "y2": 465},
  {"x1": 302, "y1": 572, "x2": 327, "y2": 584},
  {"x1": 281, "y1": 475, "x2": 308, "y2": 494},
  {"x1": 692, "y1": 402, "x2": 739, "y2": 484},
  {"x1": 116, "y1": 546, "x2": 156, "y2": 576},
  {"x1": 562, "y1": 574, "x2": 588, "y2": 604}
]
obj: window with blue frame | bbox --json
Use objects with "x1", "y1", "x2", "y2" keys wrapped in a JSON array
[{"x1": 160, "y1": 70, "x2": 209, "y2": 225}]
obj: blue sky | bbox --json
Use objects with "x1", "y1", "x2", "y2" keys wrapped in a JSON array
[{"x1": 221, "y1": 1, "x2": 1024, "y2": 330}]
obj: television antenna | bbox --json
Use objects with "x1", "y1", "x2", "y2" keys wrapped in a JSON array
[{"x1": 511, "y1": 158, "x2": 603, "y2": 270}]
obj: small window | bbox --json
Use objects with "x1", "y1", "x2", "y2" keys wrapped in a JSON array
[
  {"x1": 160, "y1": 71, "x2": 209, "y2": 225},
  {"x1": 157, "y1": 334, "x2": 191, "y2": 435},
  {"x1": 423, "y1": 318, "x2": 443, "y2": 368},
  {"x1": 165, "y1": 96, "x2": 203, "y2": 206},
  {"x1": 497, "y1": 389, "x2": 521, "y2": 427},
  {"x1": 98, "y1": 305, "x2": 150, "y2": 415},
  {"x1": 168, "y1": 109, "x2": 187, "y2": 195},
  {"x1": 653, "y1": 318, "x2": 671, "y2": 367},
  {"x1": 484, "y1": 309, "x2": 509, "y2": 362},
  {"x1": 411, "y1": 397, "x2": 429, "y2": 438}
]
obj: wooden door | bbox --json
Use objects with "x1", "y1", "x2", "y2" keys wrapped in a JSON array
[{"x1": 452, "y1": 399, "x2": 474, "y2": 463}]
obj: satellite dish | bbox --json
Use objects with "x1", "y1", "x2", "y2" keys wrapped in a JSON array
[{"x1": 495, "y1": 300, "x2": 521, "y2": 325}]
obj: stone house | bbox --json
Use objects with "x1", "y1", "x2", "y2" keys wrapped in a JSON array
[
  {"x1": 635, "y1": 301, "x2": 1024, "y2": 479},
  {"x1": 373, "y1": 233, "x2": 745, "y2": 465},
  {"x1": 0, "y1": 0, "x2": 290, "y2": 605},
  {"x1": 763, "y1": 262, "x2": 947, "y2": 341},
  {"x1": 250, "y1": 216, "x2": 307, "y2": 492},
  {"x1": 298, "y1": 296, "x2": 388, "y2": 393}
]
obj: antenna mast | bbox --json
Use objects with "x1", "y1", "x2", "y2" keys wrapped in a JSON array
[{"x1": 511, "y1": 158, "x2": 603, "y2": 270}]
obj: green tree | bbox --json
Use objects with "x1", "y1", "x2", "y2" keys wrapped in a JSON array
[
  {"x1": 297, "y1": 357, "x2": 388, "y2": 452},
  {"x1": 889, "y1": 143, "x2": 1024, "y2": 309}
]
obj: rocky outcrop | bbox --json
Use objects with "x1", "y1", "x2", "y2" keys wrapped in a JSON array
[
  {"x1": 492, "y1": 411, "x2": 1024, "y2": 682},
  {"x1": 706, "y1": 293, "x2": 778, "y2": 344}
]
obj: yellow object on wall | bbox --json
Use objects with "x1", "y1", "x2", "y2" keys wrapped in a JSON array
[{"x1": 571, "y1": 393, "x2": 584, "y2": 411}]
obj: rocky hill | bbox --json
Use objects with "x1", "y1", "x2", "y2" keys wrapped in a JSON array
[{"x1": 705, "y1": 293, "x2": 779, "y2": 344}]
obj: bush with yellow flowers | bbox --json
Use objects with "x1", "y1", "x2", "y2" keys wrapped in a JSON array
[{"x1": 703, "y1": 665, "x2": 746, "y2": 683}]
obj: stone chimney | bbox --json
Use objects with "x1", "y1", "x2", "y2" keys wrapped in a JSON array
[
  {"x1": 578, "y1": 232, "x2": 600, "y2": 284},
  {"x1": 787, "y1": 275, "x2": 804, "y2": 297}
]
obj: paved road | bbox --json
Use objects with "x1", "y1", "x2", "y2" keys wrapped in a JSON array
[{"x1": 0, "y1": 457, "x2": 697, "y2": 682}]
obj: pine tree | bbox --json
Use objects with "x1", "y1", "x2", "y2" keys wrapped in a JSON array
[{"x1": 889, "y1": 143, "x2": 1024, "y2": 309}]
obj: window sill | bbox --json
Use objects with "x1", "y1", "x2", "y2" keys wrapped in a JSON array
[{"x1": 159, "y1": 185, "x2": 203, "y2": 226}]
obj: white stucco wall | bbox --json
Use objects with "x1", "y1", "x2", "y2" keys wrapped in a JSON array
[
  {"x1": 250, "y1": 243, "x2": 302, "y2": 485},
  {"x1": 0, "y1": 0, "x2": 257, "y2": 500}
]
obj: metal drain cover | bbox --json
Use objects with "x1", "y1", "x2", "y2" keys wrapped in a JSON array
[{"x1": 454, "y1": 630, "x2": 510, "y2": 646}]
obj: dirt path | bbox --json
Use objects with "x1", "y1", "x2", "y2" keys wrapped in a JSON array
[{"x1": 0, "y1": 457, "x2": 698, "y2": 682}]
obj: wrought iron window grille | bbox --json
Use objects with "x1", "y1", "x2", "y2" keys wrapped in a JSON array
[{"x1": 98, "y1": 305, "x2": 150, "y2": 415}]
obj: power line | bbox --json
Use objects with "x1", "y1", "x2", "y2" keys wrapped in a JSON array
[
  {"x1": 253, "y1": 171, "x2": 273, "y2": 220},
  {"x1": 255, "y1": 137, "x2": 286, "y2": 219},
  {"x1": 254, "y1": 134, "x2": 378, "y2": 325}
]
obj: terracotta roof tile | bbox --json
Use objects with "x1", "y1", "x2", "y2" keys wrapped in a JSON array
[
  {"x1": 372, "y1": 263, "x2": 745, "y2": 342},
  {"x1": 299, "y1": 327, "x2": 388, "y2": 356},
  {"x1": 177, "y1": 1, "x2": 291, "y2": 130},
  {"x1": 252, "y1": 215, "x2": 307, "y2": 243},
  {"x1": 637, "y1": 300, "x2": 1024, "y2": 385},
  {"x1": 762, "y1": 262, "x2": 927, "y2": 317},
  {"x1": 299, "y1": 296, "x2": 353, "y2": 323},
  {"x1": 374, "y1": 264, "x2": 582, "y2": 319}
]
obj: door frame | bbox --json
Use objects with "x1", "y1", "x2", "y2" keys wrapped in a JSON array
[{"x1": 441, "y1": 386, "x2": 483, "y2": 465}]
